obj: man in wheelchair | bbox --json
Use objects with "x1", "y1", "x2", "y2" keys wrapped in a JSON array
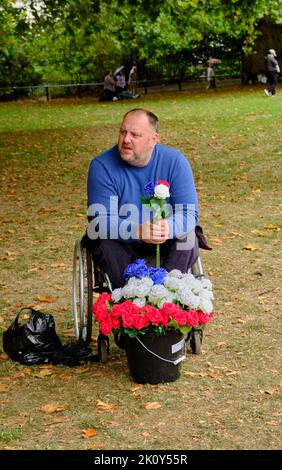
[{"x1": 85, "y1": 108, "x2": 200, "y2": 290}]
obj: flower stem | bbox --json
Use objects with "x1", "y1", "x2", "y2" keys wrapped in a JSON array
[{"x1": 156, "y1": 244, "x2": 160, "y2": 268}]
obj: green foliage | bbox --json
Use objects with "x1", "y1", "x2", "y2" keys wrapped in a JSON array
[{"x1": 0, "y1": 0, "x2": 281, "y2": 85}]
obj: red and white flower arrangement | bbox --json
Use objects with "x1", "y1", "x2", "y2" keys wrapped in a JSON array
[{"x1": 92, "y1": 260, "x2": 214, "y2": 338}]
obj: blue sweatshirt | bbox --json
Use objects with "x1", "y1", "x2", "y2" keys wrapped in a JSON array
[{"x1": 87, "y1": 144, "x2": 198, "y2": 242}]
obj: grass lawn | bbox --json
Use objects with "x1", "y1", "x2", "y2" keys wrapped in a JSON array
[{"x1": 0, "y1": 86, "x2": 281, "y2": 450}]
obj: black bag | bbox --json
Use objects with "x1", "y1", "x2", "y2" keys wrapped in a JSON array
[
  {"x1": 195, "y1": 225, "x2": 212, "y2": 250},
  {"x1": 3, "y1": 308, "x2": 62, "y2": 365}
]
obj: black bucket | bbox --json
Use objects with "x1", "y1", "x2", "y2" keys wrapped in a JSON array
[{"x1": 125, "y1": 331, "x2": 186, "y2": 384}]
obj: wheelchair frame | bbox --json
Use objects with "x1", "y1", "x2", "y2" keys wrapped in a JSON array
[{"x1": 72, "y1": 239, "x2": 205, "y2": 361}]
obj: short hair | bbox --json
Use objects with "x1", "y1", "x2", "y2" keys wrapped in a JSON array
[{"x1": 122, "y1": 108, "x2": 159, "y2": 132}]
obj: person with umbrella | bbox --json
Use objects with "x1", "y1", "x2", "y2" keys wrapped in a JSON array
[
  {"x1": 206, "y1": 58, "x2": 221, "y2": 89},
  {"x1": 115, "y1": 66, "x2": 127, "y2": 95}
]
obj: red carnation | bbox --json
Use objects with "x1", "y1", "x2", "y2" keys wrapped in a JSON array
[
  {"x1": 197, "y1": 311, "x2": 210, "y2": 325},
  {"x1": 133, "y1": 313, "x2": 150, "y2": 330},
  {"x1": 186, "y1": 310, "x2": 199, "y2": 327},
  {"x1": 99, "y1": 318, "x2": 113, "y2": 336},
  {"x1": 157, "y1": 180, "x2": 170, "y2": 188}
]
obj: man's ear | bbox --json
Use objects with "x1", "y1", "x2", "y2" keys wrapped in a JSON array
[{"x1": 153, "y1": 132, "x2": 159, "y2": 145}]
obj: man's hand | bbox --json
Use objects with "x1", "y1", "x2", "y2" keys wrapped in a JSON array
[{"x1": 139, "y1": 219, "x2": 169, "y2": 244}]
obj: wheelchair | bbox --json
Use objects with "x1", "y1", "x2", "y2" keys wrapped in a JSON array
[{"x1": 72, "y1": 235, "x2": 207, "y2": 363}]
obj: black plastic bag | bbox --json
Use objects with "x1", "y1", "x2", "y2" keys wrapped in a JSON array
[
  {"x1": 3, "y1": 308, "x2": 100, "y2": 366},
  {"x1": 3, "y1": 308, "x2": 62, "y2": 365}
]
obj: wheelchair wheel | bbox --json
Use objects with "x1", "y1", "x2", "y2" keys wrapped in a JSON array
[
  {"x1": 73, "y1": 240, "x2": 93, "y2": 346},
  {"x1": 190, "y1": 329, "x2": 203, "y2": 355},
  {"x1": 98, "y1": 334, "x2": 110, "y2": 364}
]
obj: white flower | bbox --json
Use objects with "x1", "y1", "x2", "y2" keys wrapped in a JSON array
[
  {"x1": 148, "y1": 285, "x2": 171, "y2": 306},
  {"x1": 154, "y1": 184, "x2": 170, "y2": 199},
  {"x1": 167, "y1": 269, "x2": 183, "y2": 278},
  {"x1": 182, "y1": 273, "x2": 202, "y2": 292},
  {"x1": 159, "y1": 295, "x2": 176, "y2": 308},
  {"x1": 164, "y1": 276, "x2": 186, "y2": 291},
  {"x1": 199, "y1": 297, "x2": 213, "y2": 314},
  {"x1": 122, "y1": 276, "x2": 153, "y2": 298},
  {"x1": 178, "y1": 289, "x2": 200, "y2": 309},
  {"x1": 133, "y1": 298, "x2": 146, "y2": 307},
  {"x1": 201, "y1": 278, "x2": 213, "y2": 291},
  {"x1": 111, "y1": 288, "x2": 123, "y2": 303}
]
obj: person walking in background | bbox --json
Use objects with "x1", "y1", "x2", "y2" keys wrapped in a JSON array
[
  {"x1": 206, "y1": 64, "x2": 216, "y2": 89},
  {"x1": 128, "y1": 65, "x2": 138, "y2": 95},
  {"x1": 264, "y1": 49, "x2": 280, "y2": 97}
]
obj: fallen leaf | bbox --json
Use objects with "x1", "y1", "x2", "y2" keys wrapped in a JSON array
[
  {"x1": 264, "y1": 224, "x2": 280, "y2": 232},
  {"x1": 128, "y1": 385, "x2": 144, "y2": 392},
  {"x1": 72, "y1": 367, "x2": 91, "y2": 374},
  {"x1": 50, "y1": 263, "x2": 66, "y2": 269},
  {"x1": 210, "y1": 237, "x2": 222, "y2": 245},
  {"x1": 39, "y1": 403, "x2": 66, "y2": 414},
  {"x1": 208, "y1": 370, "x2": 219, "y2": 379},
  {"x1": 266, "y1": 421, "x2": 279, "y2": 427},
  {"x1": 82, "y1": 428, "x2": 97, "y2": 439},
  {"x1": 96, "y1": 400, "x2": 114, "y2": 412},
  {"x1": 34, "y1": 369, "x2": 54, "y2": 378},
  {"x1": 142, "y1": 402, "x2": 162, "y2": 410},
  {"x1": 0, "y1": 384, "x2": 11, "y2": 392},
  {"x1": 86, "y1": 443, "x2": 104, "y2": 450},
  {"x1": 225, "y1": 371, "x2": 240, "y2": 376},
  {"x1": 264, "y1": 388, "x2": 277, "y2": 396},
  {"x1": 243, "y1": 244, "x2": 258, "y2": 251},
  {"x1": 36, "y1": 295, "x2": 58, "y2": 303}
]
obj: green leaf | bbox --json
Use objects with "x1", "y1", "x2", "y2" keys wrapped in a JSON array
[
  {"x1": 179, "y1": 325, "x2": 191, "y2": 334},
  {"x1": 140, "y1": 196, "x2": 150, "y2": 205}
]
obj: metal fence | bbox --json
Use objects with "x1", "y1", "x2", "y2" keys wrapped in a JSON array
[{"x1": 0, "y1": 73, "x2": 249, "y2": 102}]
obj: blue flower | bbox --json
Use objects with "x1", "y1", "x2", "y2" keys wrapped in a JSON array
[
  {"x1": 144, "y1": 181, "x2": 157, "y2": 196},
  {"x1": 148, "y1": 267, "x2": 168, "y2": 285},
  {"x1": 123, "y1": 259, "x2": 149, "y2": 279}
]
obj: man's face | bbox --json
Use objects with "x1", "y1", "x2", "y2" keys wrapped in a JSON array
[{"x1": 118, "y1": 112, "x2": 158, "y2": 167}]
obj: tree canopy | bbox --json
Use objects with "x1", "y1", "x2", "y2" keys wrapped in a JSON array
[{"x1": 0, "y1": 0, "x2": 281, "y2": 86}]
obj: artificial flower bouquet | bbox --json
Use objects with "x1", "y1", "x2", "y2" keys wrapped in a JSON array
[{"x1": 92, "y1": 259, "x2": 214, "y2": 339}]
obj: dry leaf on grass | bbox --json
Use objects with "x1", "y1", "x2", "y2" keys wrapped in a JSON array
[
  {"x1": 39, "y1": 403, "x2": 67, "y2": 414},
  {"x1": 243, "y1": 244, "x2": 258, "y2": 251},
  {"x1": 260, "y1": 388, "x2": 277, "y2": 396},
  {"x1": 82, "y1": 428, "x2": 97, "y2": 439},
  {"x1": 34, "y1": 369, "x2": 54, "y2": 378},
  {"x1": 86, "y1": 443, "x2": 104, "y2": 450},
  {"x1": 72, "y1": 367, "x2": 91, "y2": 374},
  {"x1": 36, "y1": 295, "x2": 58, "y2": 303},
  {"x1": 142, "y1": 402, "x2": 162, "y2": 410},
  {"x1": 0, "y1": 384, "x2": 11, "y2": 392},
  {"x1": 96, "y1": 400, "x2": 114, "y2": 412},
  {"x1": 264, "y1": 224, "x2": 280, "y2": 232},
  {"x1": 0, "y1": 353, "x2": 8, "y2": 361},
  {"x1": 208, "y1": 370, "x2": 219, "y2": 379},
  {"x1": 128, "y1": 385, "x2": 144, "y2": 392}
]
